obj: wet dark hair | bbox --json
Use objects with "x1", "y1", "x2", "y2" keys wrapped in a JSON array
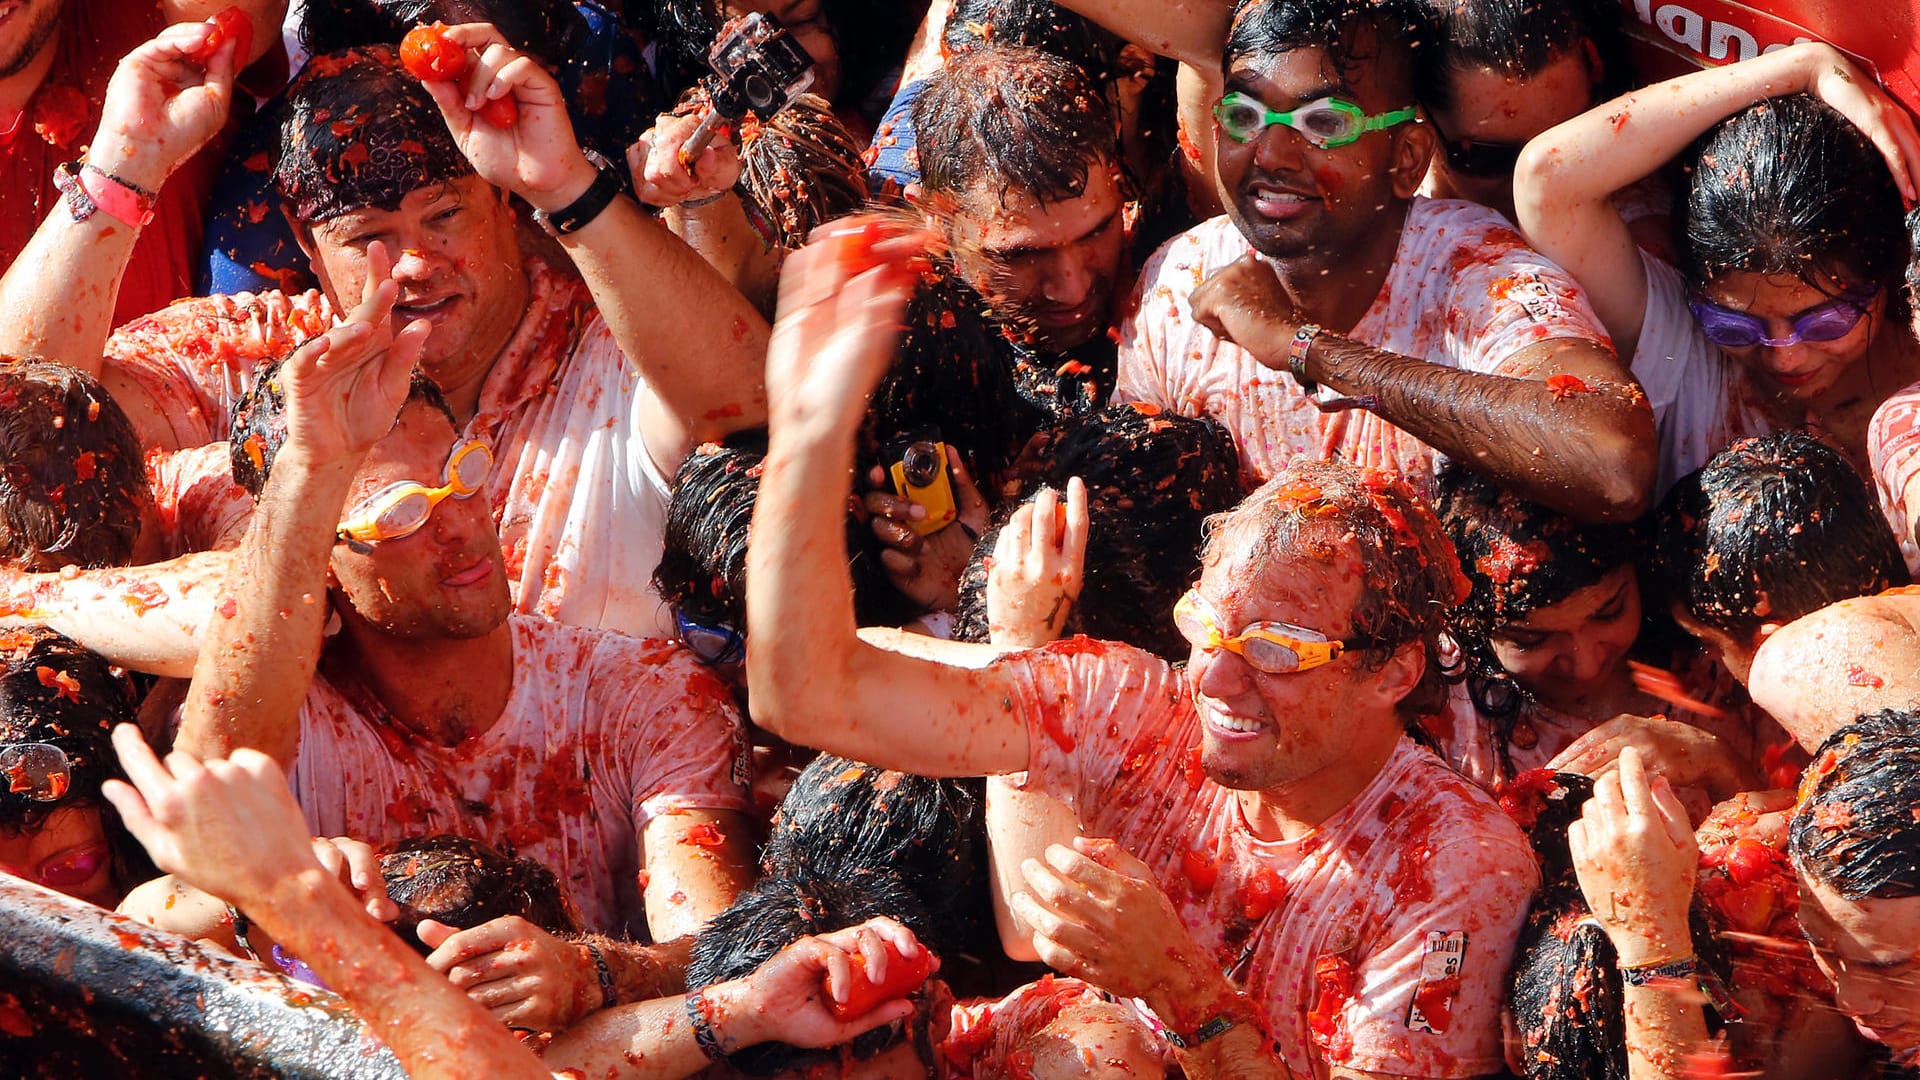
[
  {"x1": 686, "y1": 870, "x2": 936, "y2": 1075},
  {"x1": 1907, "y1": 206, "x2": 1920, "y2": 309},
  {"x1": 1653, "y1": 431, "x2": 1908, "y2": 643},
  {"x1": 954, "y1": 404, "x2": 1245, "y2": 659},
  {"x1": 1680, "y1": 95, "x2": 1908, "y2": 303},
  {"x1": 1415, "y1": 0, "x2": 1623, "y2": 115},
  {"x1": 294, "y1": 0, "x2": 587, "y2": 67},
  {"x1": 0, "y1": 360, "x2": 150, "y2": 570},
  {"x1": 1790, "y1": 708, "x2": 1920, "y2": 901},
  {"x1": 941, "y1": 0, "x2": 1127, "y2": 83},
  {"x1": 1506, "y1": 771, "x2": 1731, "y2": 1079},
  {"x1": 0, "y1": 629, "x2": 138, "y2": 835},
  {"x1": 1223, "y1": 0, "x2": 1434, "y2": 102},
  {"x1": 738, "y1": 93, "x2": 869, "y2": 249},
  {"x1": 1436, "y1": 466, "x2": 1641, "y2": 774},
  {"x1": 272, "y1": 46, "x2": 476, "y2": 224},
  {"x1": 229, "y1": 355, "x2": 455, "y2": 499},
  {"x1": 913, "y1": 45, "x2": 1118, "y2": 208},
  {"x1": 380, "y1": 834, "x2": 580, "y2": 954},
  {"x1": 1206, "y1": 460, "x2": 1471, "y2": 721},
  {"x1": 654, "y1": 437, "x2": 903, "y2": 631},
  {"x1": 760, "y1": 754, "x2": 985, "y2": 954}
]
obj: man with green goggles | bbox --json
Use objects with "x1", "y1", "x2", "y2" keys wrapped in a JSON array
[{"x1": 1212, "y1": 90, "x2": 1417, "y2": 149}]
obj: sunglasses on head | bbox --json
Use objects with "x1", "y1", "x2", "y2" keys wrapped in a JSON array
[
  {"x1": 336, "y1": 439, "x2": 494, "y2": 547},
  {"x1": 1687, "y1": 286, "x2": 1877, "y2": 349},
  {"x1": 675, "y1": 608, "x2": 745, "y2": 666},
  {"x1": 1213, "y1": 91, "x2": 1417, "y2": 149},
  {"x1": 1435, "y1": 132, "x2": 1525, "y2": 179},
  {"x1": 1172, "y1": 590, "x2": 1369, "y2": 674}
]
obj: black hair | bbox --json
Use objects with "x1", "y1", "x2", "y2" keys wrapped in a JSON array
[
  {"x1": 912, "y1": 45, "x2": 1118, "y2": 208},
  {"x1": 1653, "y1": 431, "x2": 1908, "y2": 643},
  {"x1": 1415, "y1": 0, "x2": 1625, "y2": 115},
  {"x1": 229, "y1": 355, "x2": 454, "y2": 499},
  {"x1": 295, "y1": 0, "x2": 587, "y2": 67},
  {"x1": 1790, "y1": 708, "x2": 1920, "y2": 901},
  {"x1": 0, "y1": 630, "x2": 138, "y2": 835},
  {"x1": 953, "y1": 404, "x2": 1244, "y2": 660},
  {"x1": 1907, "y1": 205, "x2": 1920, "y2": 310},
  {"x1": 0, "y1": 360, "x2": 150, "y2": 570},
  {"x1": 380, "y1": 834, "x2": 580, "y2": 954},
  {"x1": 1223, "y1": 0, "x2": 1435, "y2": 102},
  {"x1": 653, "y1": 436, "x2": 904, "y2": 631},
  {"x1": 1505, "y1": 771, "x2": 1732, "y2": 1079},
  {"x1": 737, "y1": 93, "x2": 869, "y2": 250},
  {"x1": 760, "y1": 754, "x2": 986, "y2": 954},
  {"x1": 686, "y1": 870, "x2": 936, "y2": 1075},
  {"x1": 941, "y1": 0, "x2": 1127, "y2": 84},
  {"x1": 1436, "y1": 466, "x2": 1641, "y2": 776},
  {"x1": 1680, "y1": 94, "x2": 1908, "y2": 306}
]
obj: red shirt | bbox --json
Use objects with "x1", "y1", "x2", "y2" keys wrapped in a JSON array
[{"x1": 1, "y1": 0, "x2": 223, "y2": 328}]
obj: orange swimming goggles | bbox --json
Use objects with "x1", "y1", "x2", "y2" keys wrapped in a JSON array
[
  {"x1": 336, "y1": 439, "x2": 493, "y2": 546},
  {"x1": 1172, "y1": 589, "x2": 1367, "y2": 674}
]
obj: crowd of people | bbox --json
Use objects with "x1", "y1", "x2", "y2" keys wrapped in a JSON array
[{"x1": 1, "y1": 0, "x2": 1918, "y2": 1076}]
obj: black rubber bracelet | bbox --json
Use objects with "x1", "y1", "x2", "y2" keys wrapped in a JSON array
[
  {"x1": 685, "y1": 989, "x2": 727, "y2": 1060},
  {"x1": 536, "y1": 154, "x2": 622, "y2": 236},
  {"x1": 1165, "y1": 1013, "x2": 1236, "y2": 1049},
  {"x1": 583, "y1": 941, "x2": 616, "y2": 1008}
]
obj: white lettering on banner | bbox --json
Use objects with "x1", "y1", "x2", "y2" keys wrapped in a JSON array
[{"x1": 1627, "y1": 0, "x2": 1818, "y2": 64}]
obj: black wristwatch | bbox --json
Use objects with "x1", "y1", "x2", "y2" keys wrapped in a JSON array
[{"x1": 533, "y1": 150, "x2": 623, "y2": 237}]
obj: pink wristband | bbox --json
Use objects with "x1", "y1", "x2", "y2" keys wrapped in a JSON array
[{"x1": 78, "y1": 164, "x2": 156, "y2": 228}]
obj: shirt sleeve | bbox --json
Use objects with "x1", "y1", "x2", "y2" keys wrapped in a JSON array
[
  {"x1": 1337, "y1": 832, "x2": 1539, "y2": 1077},
  {"x1": 1869, "y1": 381, "x2": 1920, "y2": 577},
  {"x1": 1441, "y1": 225, "x2": 1614, "y2": 377},
  {"x1": 599, "y1": 642, "x2": 754, "y2": 826},
  {"x1": 1114, "y1": 231, "x2": 1199, "y2": 410}
]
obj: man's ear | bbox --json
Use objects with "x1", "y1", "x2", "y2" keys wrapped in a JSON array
[
  {"x1": 1374, "y1": 638, "x2": 1427, "y2": 708},
  {"x1": 1389, "y1": 113, "x2": 1438, "y2": 200}
]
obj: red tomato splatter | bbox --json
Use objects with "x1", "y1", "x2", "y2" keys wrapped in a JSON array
[
  {"x1": 1306, "y1": 953, "x2": 1356, "y2": 1044},
  {"x1": 681, "y1": 821, "x2": 727, "y2": 847},
  {"x1": 1495, "y1": 768, "x2": 1559, "y2": 830},
  {"x1": 1723, "y1": 838, "x2": 1774, "y2": 886},
  {"x1": 1411, "y1": 973, "x2": 1460, "y2": 1031},
  {"x1": 1544, "y1": 373, "x2": 1593, "y2": 400},
  {"x1": 1240, "y1": 866, "x2": 1287, "y2": 919},
  {"x1": 35, "y1": 665, "x2": 82, "y2": 704},
  {"x1": 1845, "y1": 663, "x2": 1884, "y2": 688},
  {"x1": 1181, "y1": 849, "x2": 1218, "y2": 893}
]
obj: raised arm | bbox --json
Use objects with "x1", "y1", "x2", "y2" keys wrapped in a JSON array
[
  {"x1": 1048, "y1": 0, "x2": 1228, "y2": 71},
  {"x1": 1514, "y1": 41, "x2": 1920, "y2": 361},
  {"x1": 176, "y1": 244, "x2": 427, "y2": 763},
  {"x1": 102, "y1": 725, "x2": 553, "y2": 1080},
  {"x1": 1191, "y1": 257, "x2": 1658, "y2": 522},
  {"x1": 1, "y1": 552, "x2": 229, "y2": 677},
  {"x1": 745, "y1": 219, "x2": 1030, "y2": 777},
  {"x1": 0, "y1": 21, "x2": 235, "y2": 404},
  {"x1": 417, "y1": 24, "x2": 770, "y2": 474}
]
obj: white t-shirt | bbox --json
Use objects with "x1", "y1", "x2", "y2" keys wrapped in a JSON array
[
  {"x1": 1115, "y1": 198, "x2": 1614, "y2": 494},
  {"x1": 106, "y1": 259, "x2": 677, "y2": 639},
  {"x1": 1629, "y1": 252, "x2": 1771, "y2": 494},
  {"x1": 999, "y1": 640, "x2": 1539, "y2": 1079},
  {"x1": 1869, "y1": 379, "x2": 1920, "y2": 575},
  {"x1": 289, "y1": 616, "x2": 751, "y2": 937}
]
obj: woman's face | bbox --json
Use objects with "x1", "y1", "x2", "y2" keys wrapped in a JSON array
[
  {"x1": 1698, "y1": 269, "x2": 1884, "y2": 402},
  {"x1": 1490, "y1": 564, "x2": 1641, "y2": 710},
  {"x1": 0, "y1": 803, "x2": 118, "y2": 908}
]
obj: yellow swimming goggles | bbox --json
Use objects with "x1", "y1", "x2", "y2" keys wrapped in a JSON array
[
  {"x1": 336, "y1": 439, "x2": 493, "y2": 546},
  {"x1": 1172, "y1": 589, "x2": 1367, "y2": 674}
]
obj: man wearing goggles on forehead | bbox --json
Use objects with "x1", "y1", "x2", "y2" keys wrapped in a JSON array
[
  {"x1": 1026, "y1": 0, "x2": 1653, "y2": 522},
  {"x1": 746, "y1": 225, "x2": 1539, "y2": 1080},
  {"x1": 170, "y1": 258, "x2": 756, "y2": 1038}
]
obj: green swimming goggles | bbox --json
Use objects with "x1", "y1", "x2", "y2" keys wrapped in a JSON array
[{"x1": 1213, "y1": 91, "x2": 1418, "y2": 149}]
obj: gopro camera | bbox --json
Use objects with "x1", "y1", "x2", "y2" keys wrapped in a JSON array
[
  {"x1": 889, "y1": 439, "x2": 959, "y2": 536},
  {"x1": 706, "y1": 12, "x2": 816, "y2": 122}
]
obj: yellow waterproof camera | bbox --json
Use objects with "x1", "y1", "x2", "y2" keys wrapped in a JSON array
[{"x1": 890, "y1": 439, "x2": 958, "y2": 536}]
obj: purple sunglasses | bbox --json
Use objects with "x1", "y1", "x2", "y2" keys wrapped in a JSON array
[{"x1": 1688, "y1": 286, "x2": 1877, "y2": 349}]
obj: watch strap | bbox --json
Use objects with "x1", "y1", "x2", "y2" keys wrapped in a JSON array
[{"x1": 536, "y1": 151, "x2": 622, "y2": 236}]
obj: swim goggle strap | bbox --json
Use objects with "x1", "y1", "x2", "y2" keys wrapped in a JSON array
[
  {"x1": 336, "y1": 439, "x2": 494, "y2": 546},
  {"x1": 1172, "y1": 590, "x2": 1370, "y2": 674},
  {"x1": 1213, "y1": 91, "x2": 1418, "y2": 149}
]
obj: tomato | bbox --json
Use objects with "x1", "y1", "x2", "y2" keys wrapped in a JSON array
[
  {"x1": 476, "y1": 95, "x2": 518, "y2": 127},
  {"x1": 1241, "y1": 866, "x2": 1287, "y2": 920},
  {"x1": 400, "y1": 23, "x2": 467, "y2": 82},
  {"x1": 190, "y1": 6, "x2": 254, "y2": 66},
  {"x1": 1181, "y1": 849, "x2": 1219, "y2": 893},
  {"x1": 825, "y1": 940, "x2": 935, "y2": 1020},
  {"x1": 1723, "y1": 837, "x2": 1775, "y2": 887}
]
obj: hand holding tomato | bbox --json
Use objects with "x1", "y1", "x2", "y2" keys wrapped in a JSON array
[{"x1": 88, "y1": 19, "x2": 239, "y2": 191}]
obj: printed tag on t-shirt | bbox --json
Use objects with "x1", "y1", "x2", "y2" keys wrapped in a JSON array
[
  {"x1": 1406, "y1": 930, "x2": 1468, "y2": 1035},
  {"x1": 1501, "y1": 275, "x2": 1569, "y2": 323}
]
